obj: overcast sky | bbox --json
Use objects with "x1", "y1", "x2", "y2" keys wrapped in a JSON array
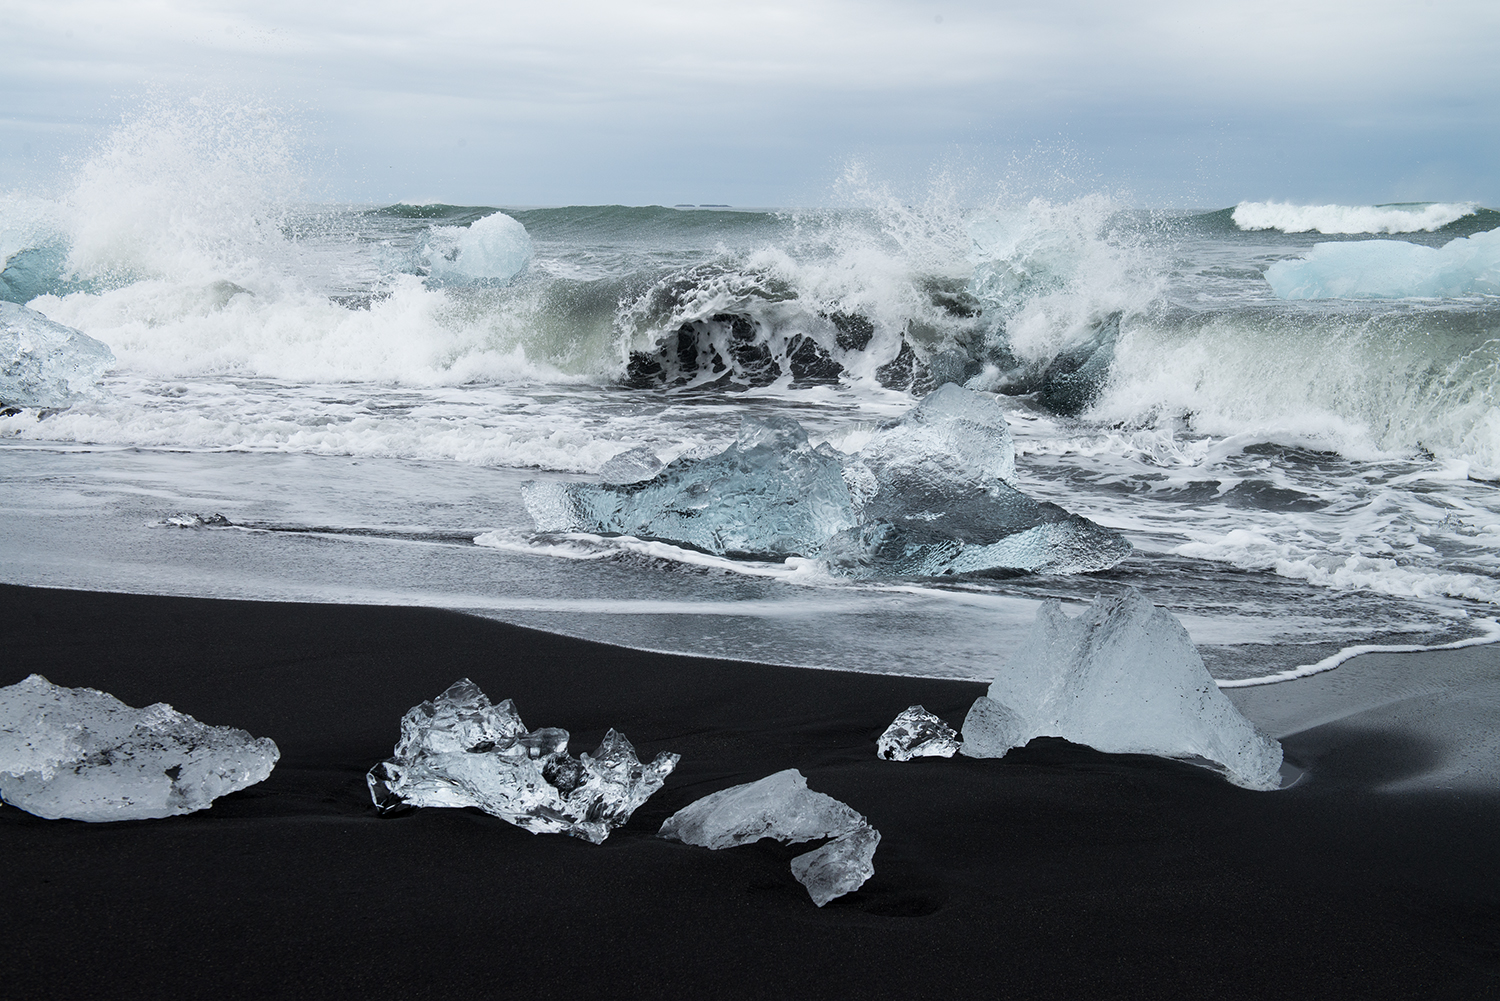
[{"x1": 3, "y1": 0, "x2": 1497, "y2": 207}]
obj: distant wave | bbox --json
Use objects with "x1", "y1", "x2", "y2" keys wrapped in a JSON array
[{"x1": 1232, "y1": 201, "x2": 1480, "y2": 234}]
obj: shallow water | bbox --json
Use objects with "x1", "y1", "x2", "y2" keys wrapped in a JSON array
[{"x1": 4, "y1": 104, "x2": 1500, "y2": 685}]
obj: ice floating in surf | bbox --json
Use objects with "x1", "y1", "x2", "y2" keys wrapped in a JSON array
[
  {"x1": 961, "y1": 590, "x2": 1284, "y2": 791},
  {"x1": 522, "y1": 384, "x2": 1131, "y2": 577},
  {"x1": 0, "y1": 674, "x2": 279, "y2": 821},
  {"x1": 877, "y1": 706, "x2": 960, "y2": 761},
  {"x1": 0, "y1": 301, "x2": 114, "y2": 409},
  {"x1": 367, "y1": 679, "x2": 678, "y2": 844},
  {"x1": 421, "y1": 210, "x2": 532, "y2": 286},
  {"x1": 1265, "y1": 226, "x2": 1500, "y2": 299},
  {"x1": 659, "y1": 768, "x2": 879, "y2": 906}
]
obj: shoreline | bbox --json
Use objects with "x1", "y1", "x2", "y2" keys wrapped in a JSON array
[{"x1": 4, "y1": 583, "x2": 1498, "y2": 998}]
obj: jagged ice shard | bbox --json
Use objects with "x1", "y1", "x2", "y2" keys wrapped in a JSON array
[
  {"x1": 522, "y1": 384, "x2": 1130, "y2": 577},
  {"x1": 961, "y1": 590, "x2": 1284, "y2": 791},
  {"x1": 659, "y1": 768, "x2": 879, "y2": 906},
  {"x1": 877, "y1": 705, "x2": 960, "y2": 761},
  {"x1": 1, "y1": 301, "x2": 114, "y2": 409},
  {"x1": 367, "y1": 679, "x2": 678, "y2": 843},
  {"x1": 0, "y1": 674, "x2": 280, "y2": 821}
]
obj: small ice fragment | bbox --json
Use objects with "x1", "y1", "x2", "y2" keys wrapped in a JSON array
[
  {"x1": 1, "y1": 301, "x2": 114, "y2": 408},
  {"x1": 962, "y1": 590, "x2": 1284, "y2": 790},
  {"x1": 0, "y1": 674, "x2": 279, "y2": 821},
  {"x1": 367, "y1": 679, "x2": 678, "y2": 844},
  {"x1": 659, "y1": 768, "x2": 879, "y2": 905},
  {"x1": 658, "y1": 768, "x2": 866, "y2": 848},
  {"x1": 789, "y1": 825, "x2": 882, "y2": 907},
  {"x1": 877, "y1": 705, "x2": 960, "y2": 761}
]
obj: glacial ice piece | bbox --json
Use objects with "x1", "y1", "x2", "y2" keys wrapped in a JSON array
[
  {"x1": 877, "y1": 705, "x2": 960, "y2": 761},
  {"x1": 421, "y1": 211, "x2": 533, "y2": 286},
  {"x1": 827, "y1": 384, "x2": 1132, "y2": 576},
  {"x1": 961, "y1": 590, "x2": 1284, "y2": 791},
  {"x1": 659, "y1": 768, "x2": 878, "y2": 906},
  {"x1": 366, "y1": 679, "x2": 678, "y2": 844},
  {"x1": 1, "y1": 301, "x2": 114, "y2": 408},
  {"x1": 789, "y1": 825, "x2": 882, "y2": 907},
  {"x1": 522, "y1": 416, "x2": 858, "y2": 558},
  {"x1": 0, "y1": 674, "x2": 280, "y2": 821},
  {"x1": 524, "y1": 384, "x2": 1131, "y2": 577},
  {"x1": 597, "y1": 445, "x2": 665, "y2": 484},
  {"x1": 1265, "y1": 226, "x2": 1500, "y2": 299}
]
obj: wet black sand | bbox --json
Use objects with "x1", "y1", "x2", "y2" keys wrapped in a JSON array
[{"x1": 3, "y1": 583, "x2": 1498, "y2": 999}]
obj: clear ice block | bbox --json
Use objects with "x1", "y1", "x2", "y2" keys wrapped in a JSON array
[
  {"x1": 659, "y1": 768, "x2": 879, "y2": 906},
  {"x1": 961, "y1": 590, "x2": 1284, "y2": 790},
  {"x1": 0, "y1": 674, "x2": 280, "y2": 821},
  {"x1": 1, "y1": 301, "x2": 114, "y2": 408},
  {"x1": 877, "y1": 705, "x2": 960, "y2": 761},
  {"x1": 367, "y1": 679, "x2": 678, "y2": 843}
]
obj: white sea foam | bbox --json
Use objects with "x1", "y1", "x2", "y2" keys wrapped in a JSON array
[
  {"x1": 1232, "y1": 201, "x2": 1479, "y2": 234},
  {"x1": 1265, "y1": 227, "x2": 1500, "y2": 299}
]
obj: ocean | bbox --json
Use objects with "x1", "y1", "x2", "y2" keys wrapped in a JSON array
[{"x1": 5, "y1": 108, "x2": 1500, "y2": 686}]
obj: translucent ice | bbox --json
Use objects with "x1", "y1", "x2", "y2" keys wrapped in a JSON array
[
  {"x1": 961, "y1": 590, "x2": 1284, "y2": 790},
  {"x1": 367, "y1": 679, "x2": 678, "y2": 843},
  {"x1": 0, "y1": 674, "x2": 280, "y2": 821},
  {"x1": 877, "y1": 705, "x2": 960, "y2": 761},
  {"x1": 523, "y1": 416, "x2": 858, "y2": 558},
  {"x1": 1, "y1": 301, "x2": 114, "y2": 408},
  {"x1": 421, "y1": 211, "x2": 533, "y2": 286},
  {"x1": 524, "y1": 385, "x2": 1130, "y2": 576},
  {"x1": 789, "y1": 825, "x2": 882, "y2": 907},
  {"x1": 1265, "y1": 226, "x2": 1500, "y2": 299},
  {"x1": 659, "y1": 768, "x2": 878, "y2": 906},
  {"x1": 827, "y1": 384, "x2": 1131, "y2": 576}
]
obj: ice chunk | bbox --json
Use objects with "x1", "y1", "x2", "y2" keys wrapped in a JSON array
[
  {"x1": 522, "y1": 416, "x2": 858, "y2": 558},
  {"x1": 961, "y1": 590, "x2": 1283, "y2": 790},
  {"x1": 659, "y1": 769, "x2": 878, "y2": 905},
  {"x1": 789, "y1": 825, "x2": 882, "y2": 907},
  {"x1": 658, "y1": 768, "x2": 866, "y2": 848},
  {"x1": 421, "y1": 211, "x2": 532, "y2": 286},
  {"x1": 523, "y1": 385, "x2": 1130, "y2": 577},
  {"x1": 597, "y1": 445, "x2": 665, "y2": 484},
  {"x1": 1265, "y1": 226, "x2": 1500, "y2": 299},
  {"x1": 877, "y1": 705, "x2": 960, "y2": 761},
  {"x1": 367, "y1": 679, "x2": 678, "y2": 843},
  {"x1": 1, "y1": 301, "x2": 114, "y2": 408},
  {"x1": 855, "y1": 382, "x2": 1017, "y2": 490},
  {"x1": 0, "y1": 674, "x2": 279, "y2": 821}
]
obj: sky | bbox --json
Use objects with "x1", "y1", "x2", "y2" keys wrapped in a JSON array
[{"x1": 2, "y1": 0, "x2": 1497, "y2": 207}]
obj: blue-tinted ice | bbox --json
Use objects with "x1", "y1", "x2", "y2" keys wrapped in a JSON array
[
  {"x1": 961, "y1": 590, "x2": 1284, "y2": 790},
  {"x1": 522, "y1": 384, "x2": 1130, "y2": 577},
  {"x1": 1, "y1": 302, "x2": 114, "y2": 408},
  {"x1": 366, "y1": 679, "x2": 678, "y2": 843}
]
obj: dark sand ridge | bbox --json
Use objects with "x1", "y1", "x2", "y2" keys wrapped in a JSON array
[{"x1": 3, "y1": 583, "x2": 1498, "y2": 999}]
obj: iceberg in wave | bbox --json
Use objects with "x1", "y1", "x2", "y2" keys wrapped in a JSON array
[
  {"x1": 522, "y1": 384, "x2": 1131, "y2": 577},
  {"x1": 961, "y1": 590, "x2": 1283, "y2": 790},
  {"x1": 421, "y1": 210, "x2": 532, "y2": 286},
  {"x1": 659, "y1": 768, "x2": 879, "y2": 906},
  {"x1": 367, "y1": 679, "x2": 678, "y2": 844},
  {"x1": 1265, "y1": 227, "x2": 1500, "y2": 299},
  {"x1": 1233, "y1": 200, "x2": 1479, "y2": 235},
  {"x1": 0, "y1": 674, "x2": 280, "y2": 821},
  {"x1": 1, "y1": 301, "x2": 114, "y2": 408}
]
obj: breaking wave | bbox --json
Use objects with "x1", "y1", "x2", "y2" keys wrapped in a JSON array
[{"x1": 1232, "y1": 201, "x2": 1482, "y2": 234}]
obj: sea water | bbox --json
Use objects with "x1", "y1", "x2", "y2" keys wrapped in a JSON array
[{"x1": 4, "y1": 101, "x2": 1500, "y2": 685}]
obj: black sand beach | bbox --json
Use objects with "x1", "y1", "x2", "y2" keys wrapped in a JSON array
[{"x1": 3, "y1": 582, "x2": 1498, "y2": 999}]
